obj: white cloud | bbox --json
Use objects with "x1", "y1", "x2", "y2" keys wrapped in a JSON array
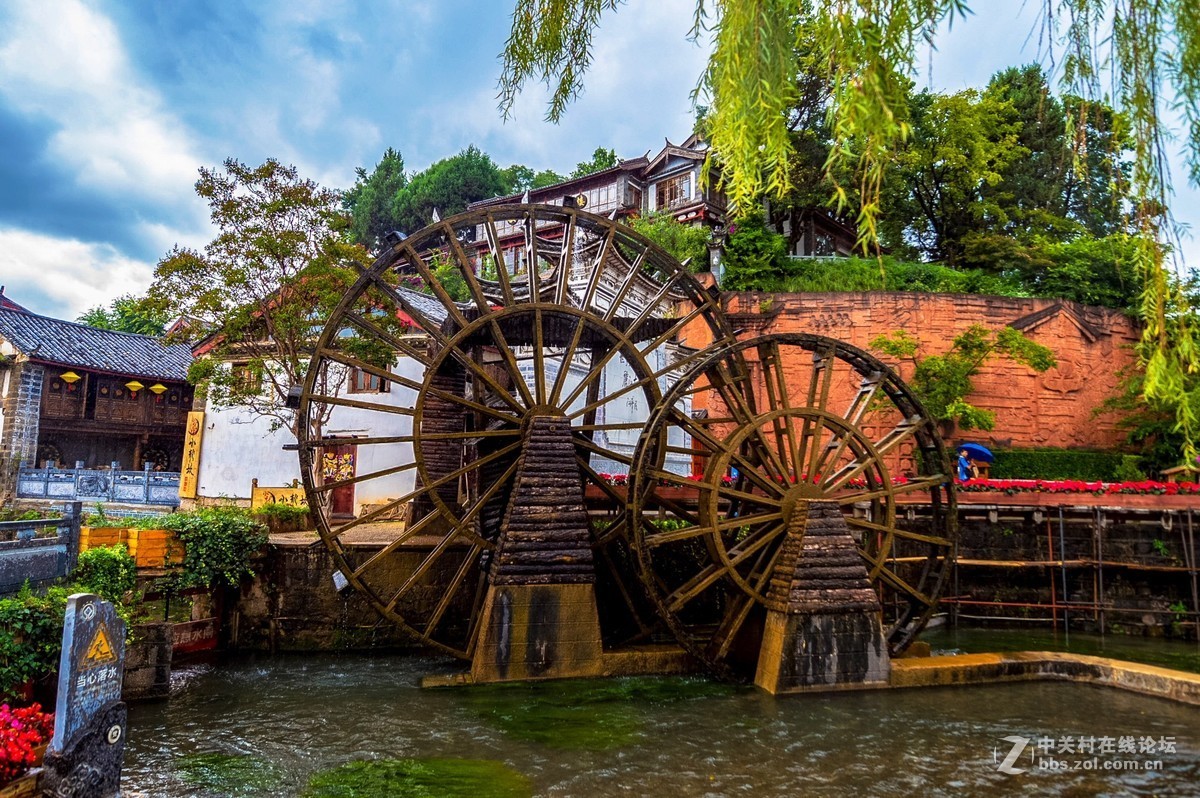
[
  {"x1": 0, "y1": 228, "x2": 154, "y2": 319},
  {"x1": 0, "y1": 0, "x2": 205, "y2": 205}
]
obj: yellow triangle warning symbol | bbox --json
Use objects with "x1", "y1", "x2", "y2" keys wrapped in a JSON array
[{"x1": 85, "y1": 627, "x2": 117, "y2": 665}]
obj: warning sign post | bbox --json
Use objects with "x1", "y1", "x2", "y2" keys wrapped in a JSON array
[{"x1": 44, "y1": 593, "x2": 127, "y2": 797}]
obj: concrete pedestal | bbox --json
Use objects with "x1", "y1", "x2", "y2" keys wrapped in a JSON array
[
  {"x1": 755, "y1": 500, "x2": 890, "y2": 693},
  {"x1": 469, "y1": 415, "x2": 606, "y2": 683}
]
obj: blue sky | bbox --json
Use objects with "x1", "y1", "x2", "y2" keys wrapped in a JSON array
[{"x1": 1, "y1": 0, "x2": 1196, "y2": 319}]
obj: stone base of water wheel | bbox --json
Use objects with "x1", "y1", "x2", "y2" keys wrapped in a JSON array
[
  {"x1": 469, "y1": 415, "x2": 606, "y2": 683},
  {"x1": 755, "y1": 500, "x2": 890, "y2": 694},
  {"x1": 471, "y1": 583, "x2": 606, "y2": 683}
]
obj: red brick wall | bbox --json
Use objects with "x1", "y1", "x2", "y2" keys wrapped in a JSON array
[{"x1": 718, "y1": 292, "x2": 1140, "y2": 451}]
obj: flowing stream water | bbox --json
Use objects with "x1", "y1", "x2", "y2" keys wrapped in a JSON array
[{"x1": 122, "y1": 647, "x2": 1199, "y2": 797}]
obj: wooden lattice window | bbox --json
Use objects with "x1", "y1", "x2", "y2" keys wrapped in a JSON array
[
  {"x1": 348, "y1": 367, "x2": 389, "y2": 394},
  {"x1": 655, "y1": 174, "x2": 691, "y2": 210}
]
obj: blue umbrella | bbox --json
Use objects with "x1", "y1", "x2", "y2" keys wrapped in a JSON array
[{"x1": 959, "y1": 442, "x2": 994, "y2": 463}]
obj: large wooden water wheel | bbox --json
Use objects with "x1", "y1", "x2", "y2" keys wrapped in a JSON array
[
  {"x1": 629, "y1": 334, "x2": 957, "y2": 678},
  {"x1": 296, "y1": 205, "x2": 735, "y2": 659}
]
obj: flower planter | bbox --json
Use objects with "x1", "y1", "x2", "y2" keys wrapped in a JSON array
[
  {"x1": 0, "y1": 771, "x2": 40, "y2": 798},
  {"x1": 79, "y1": 525, "x2": 130, "y2": 550},
  {"x1": 125, "y1": 528, "x2": 185, "y2": 568},
  {"x1": 584, "y1": 484, "x2": 703, "y2": 502},
  {"x1": 949, "y1": 491, "x2": 1200, "y2": 510}
]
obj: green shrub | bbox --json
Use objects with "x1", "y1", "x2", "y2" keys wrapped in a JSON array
[
  {"x1": 81, "y1": 502, "x2": 119, "y2": 528},
  {"x1": 989, "y1": 448, "x2": 1134, "y2": 480},
  {"x1": 722, "y1": 209, "x2": 790, "y2": 290},
  {"x1": 253, "y1": 502, "x2": 310, "y2": 523},
  {"x1": 629, "y1": 212, "x2": 712, "y2": 271},
  {"x1": 0, "y1": 585, "x2": 69, "y2": 702},
  {"x1": 74, "y1": 545, "x2": 137, "y2": 603},
  {"x1": 153, "y1": 507, "x2": 268, "y2": 589},
  {"x1": 0, "y1": 508, "x2": 60, "y2": 523}
]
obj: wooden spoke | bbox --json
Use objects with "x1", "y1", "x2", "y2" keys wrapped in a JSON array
[
  {"x1": 640, "y1": 521, "x2": 709, "y2": 548},
  {"x1": 601, "y1": 247, "x2": 651, "y2": 323},
  {"x1": 631, "y1": 333, "x2": 955, "y2": 673},
  {"x1": 341, "y1": 310, "x2": 431, "y2": 367},
  {"x1": 350, "y1": 506, "x2": 449, "y2": 580},
  {"x1": 554, "y1": 213, "x2": 577, "y2": 306},
  {"x1": 846, "y1": 517, "x2": 952, "y2": 548},
  {"x1": 423, "y1": 542, "x2": 484, "y2": 635},
  {"x1": 312, "y1": 460, "x2": 418, "y2": 495},
  {"x1": 565, "y1": 344, "x2": 711, "y2": 420},
  {"x1": 838, "y1": 474, "x2": 945, "y2": 505},
  {"x1": 573, "y1": 435, "x2": 633, "y2": 466},
  {"x1": 387, "y1": 457, "x2": 522, "y2": 608},
  {"x1": 305, "y1": 393, "x2": 417, "y2": 418},
  {"x1": 549, "y1": 308, "x2": 590, "y2": 406},
  {"x1": 366, "y1": 274, "x2": 451, "y2": 348},
  {"x1": 301, "y1": 433, "x2": 416, "y2": 450},
  {"x1": 713, "y1": 510, "x2": 784, "y2": 532},
  {"x1": 798, "y1": 348, "x2": 835, "y2": 479},
  {"x1": 483, "y1": 217, "x2": 517, "y2": 305},
  {"x1": 421, "y1": 384, "x2": 524, "y2": 425},
  {"x1": 844, "y1": 371, "x2": 884, "y2": 427},
  {"x1": 868, "y1": 562, "x2": 935, "y2": 607},
  {"x1": 708, "y1": 542, "x2": 783, "y2": 660},
  {"x1": 533, "y1": 306, "x2": 547, "y2": 404}
]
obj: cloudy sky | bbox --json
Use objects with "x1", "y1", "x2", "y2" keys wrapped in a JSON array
[{"x1": 1, "y1": 0, "x2": 1196, "y2": 319}]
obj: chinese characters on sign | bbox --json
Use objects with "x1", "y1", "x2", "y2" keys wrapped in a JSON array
[
  {"x1": 51, "y1": 594, "x2": 126, "y2": 753},
  {"x1": 250, "y1": 479, "x2": 309, "y2": 510},
  {"x1": 179, "y1": 411, "x2": 205, "y2": 498},
  {"x1": 45, "y1": 594, "x2": 127, "y2": 798}
]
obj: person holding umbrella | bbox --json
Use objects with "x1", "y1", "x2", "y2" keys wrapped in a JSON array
[
  {"x1": 957, "y1": 449, "x2": 972, "y2": 481},
  {"x1": 957, "y1": 442, "x2": 995, "y2": 481}
]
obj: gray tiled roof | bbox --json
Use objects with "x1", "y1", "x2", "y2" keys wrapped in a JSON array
[
  {"x1": 0, "y1": 307, "x2": 192, "y2": 380},
  {"x1": 396, "y1": 286, "x2": 451, "y2": 327}
]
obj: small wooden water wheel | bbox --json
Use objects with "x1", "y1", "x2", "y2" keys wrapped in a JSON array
[
  {"x1": 629, "y1": 334, "x2": 956, "y2": 679},
  {"x1": 296, "y1": 205, "x2": 735, "y2": 659}
]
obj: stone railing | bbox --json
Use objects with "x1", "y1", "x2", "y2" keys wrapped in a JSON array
[
  {"x1": 0, "y1": 501, "x2": 81, "y2": 594},
  {"x1": 16, "y1": 467, "x2": 181, "y2": 507}
]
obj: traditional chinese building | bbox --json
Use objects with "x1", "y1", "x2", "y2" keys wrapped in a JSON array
[
  {"x1": 0, "y1": 304, "x2": 195, "y2": 489},
  {"x1": 467, "y1": 133, "x2": 859, "y2": 266}
]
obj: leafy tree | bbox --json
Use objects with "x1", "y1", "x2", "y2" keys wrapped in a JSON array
[
  {"x1": 628, "y1": 212, "x2": 711, "y2": 271},
  {"x1": 343, "y1": 148, "x2": 408, "y2": 252},
  {"x1": 721, "y1": 209, "x2": 790, "y2": 290},
  {"x1": 571, "y1": 146, "x2": 618, "y2": 177},
  {"x1": 1033, "y1": 235, "x2": 1142, "y2": 310},
  {"x1": 147, "y1": 158, "x2": 370, "y2": 436},
  {"x1": 391, "y1": 146, "x2": 506, "y2": 234},
  {"x1": 1060, "y1": 95, "x2": 1134, "y2": 238},
  {"x1": 499, "y1": 163, "x2": 566, "y2": 194},
  {"x1": 879, "y1": 89, "x2": 1022, "y2": 264},
  {"x1": 77, "y1": 294, "x2": 170, "y2": 336},
  {"x1": 871, "y1": 325, "x2": 1057, "y2": 432},
  {"x1": 498, "y1": 0, "x2": 1200, "y2": 459},
  {"x1": 981, "y1": 65, "x2": 1072, "y2": 239}
]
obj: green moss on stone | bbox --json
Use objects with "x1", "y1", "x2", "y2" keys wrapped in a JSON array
[{"x1": 301, "y1": 758, "x2": 531, "y2": 798}]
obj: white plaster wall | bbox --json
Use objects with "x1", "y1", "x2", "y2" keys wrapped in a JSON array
[{"x1": 195, "y1": 356, "x2": 423, "y2": 509}]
